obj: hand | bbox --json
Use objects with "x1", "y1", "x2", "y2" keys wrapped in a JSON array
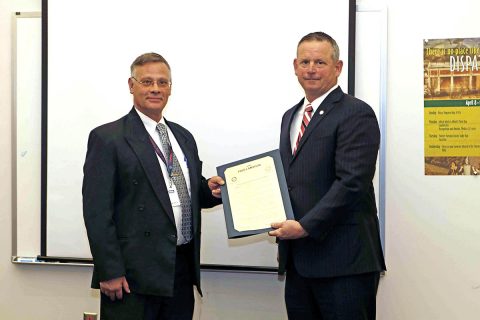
[
  {"x1": 99, "y1": 276, "x2": 130, "y2": 301},
  {"x1": 269, "y1": 220, "x2": 308, "y2": 240},
  {"x1": 208, "y1": 176, "x2": 224, "y2": 198}
]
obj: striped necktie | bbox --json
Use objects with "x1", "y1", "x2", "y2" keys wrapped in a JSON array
[{"x1": 293, "y1": 103, "x2": 313, "y2": 155}]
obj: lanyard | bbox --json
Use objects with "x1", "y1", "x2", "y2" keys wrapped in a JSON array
[{"x1": 148, "y1": 135, "x2": 174, "y2": 180}]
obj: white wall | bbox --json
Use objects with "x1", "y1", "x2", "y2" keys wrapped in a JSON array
[
  {"x1": 370, "y1": 0, "x2": 480, "y2": 319},
  {"x1": 2, "y1": 0, "x2": 480, "y2": 319}
]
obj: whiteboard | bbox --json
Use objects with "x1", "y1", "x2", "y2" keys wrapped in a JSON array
[
  {"x1": 43, "y1": 0, "x2": 352, "y2": 268},
  {"x1": 14, "y1": 1, "x2": 391, "y2": 270}
]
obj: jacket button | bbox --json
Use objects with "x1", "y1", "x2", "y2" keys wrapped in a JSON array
[
  {"x1": 288, "y1": 186, "x2": 292, "y2": 191},
  {"x1": 138, "y1": 205, "x2": 145, "y2": 211},
  {"x1": 144, "y1": 232, "x2": 150, "y2": 237},
  {"x1": 132, "y1": 179, "x2": 138, "y2": 185}
]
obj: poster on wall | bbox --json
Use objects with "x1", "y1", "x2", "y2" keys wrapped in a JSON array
[{"x1": 424, "y1": 37, "x2": 480, "y2": 175}]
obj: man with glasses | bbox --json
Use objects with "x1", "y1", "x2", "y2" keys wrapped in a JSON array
[
  {"x1": 83, "y1": 52, "x2": 224, "y2": 319},
  {"x1": 269, "y1": 32, "x2": 386, "y2": 319}
]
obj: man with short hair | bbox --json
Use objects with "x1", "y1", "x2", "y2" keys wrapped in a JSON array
[
  {"x1": 83, "y1": 52, "x2": 223, "y2": 319},
  {"x1": 270, "y1": 32, "x2": 386, "y2": 320}
]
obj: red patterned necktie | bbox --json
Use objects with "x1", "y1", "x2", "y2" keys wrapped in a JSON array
[{"x1": 293, "y1": 104, "x2": 313, "y2": 155}]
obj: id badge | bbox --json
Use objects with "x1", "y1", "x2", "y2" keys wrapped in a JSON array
[{"x1": 167, "y1": 185, "x2": 181, "y2": 206}]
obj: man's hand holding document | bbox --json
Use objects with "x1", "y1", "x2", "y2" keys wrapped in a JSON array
[{"x1": 216, "y1": 150, "x2": 294, "y2": 238}]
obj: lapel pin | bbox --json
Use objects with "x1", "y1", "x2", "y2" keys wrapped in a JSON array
[{"x1": 319, "y1": 110, "x2": 324, "y2": 115}]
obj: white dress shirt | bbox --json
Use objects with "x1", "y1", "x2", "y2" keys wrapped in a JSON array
[
  {"x1": 290, "y1": 84, "x2": 338, "y2": 153},
  {"x1": 135, "y1": 108, "x2": 191, "y2": 245}
]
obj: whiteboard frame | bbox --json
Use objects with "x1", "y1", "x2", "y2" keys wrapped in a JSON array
[
  {"x1": 40, "y1": 0, "x2": 355, "y2": 269},
  {"x1": 12, "y1": 3, "x2": 388, "y2": 268},
  {"x1": 356, "y1": 3, "x2": 388, "y2": 253},
  {"x1": 11, "y1": 11, "x2": 42, "y2": 259}
]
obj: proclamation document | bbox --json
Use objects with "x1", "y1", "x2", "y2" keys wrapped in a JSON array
[{"x1": 217, "y1": 150, "x2": 294, "y2": 238}]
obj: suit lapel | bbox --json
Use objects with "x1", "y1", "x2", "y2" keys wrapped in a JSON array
[
  {"x1": 280, "y1": 99, "x2": 303, "y2": 171},
  {"x1": 123, "y1": 108, "x2": 176, "y2": 225},
  {"x1": 292, "y1": 87, "x2": 344, "y2": 158}
]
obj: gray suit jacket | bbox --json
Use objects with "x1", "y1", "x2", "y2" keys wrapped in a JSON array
[{"x1": 82, "y1": 108, "x2": 221, "y2": 296}]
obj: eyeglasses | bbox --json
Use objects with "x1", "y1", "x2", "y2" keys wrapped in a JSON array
[{"x1": 131, "y1": 77, "x2": 171, "y2": 88}]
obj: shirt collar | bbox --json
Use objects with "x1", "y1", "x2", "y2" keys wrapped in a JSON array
[
  {"x1": 304, "y1": 84, "x2": 339, "y2": 112},
  {"x1": 134, "y1": 107, "x2": 167, "y2": 136}
]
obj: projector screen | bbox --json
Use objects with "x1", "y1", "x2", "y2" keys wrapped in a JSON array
[{"x1": 43, "y1": 0, "x2": 353, "y2": 268}]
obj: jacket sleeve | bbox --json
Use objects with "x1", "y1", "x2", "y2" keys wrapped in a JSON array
[
  {"x1": 82, "y1": 129, "x2": 126, "y2": 282},
  {"x1": 299, "y1": 101, "x2": 380, "y2": 241},
  {"x1": 200, "y1": 176, "x2": 223, "y2": 208}
]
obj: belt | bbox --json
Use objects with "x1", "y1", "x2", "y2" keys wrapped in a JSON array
[{"x1": 176, "y1": 241, "x2": 193, "y2": 254}]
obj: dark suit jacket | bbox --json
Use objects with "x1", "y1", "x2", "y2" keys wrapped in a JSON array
[
  {"x1": 278, "y1": 86, "x2": 386, "y2": 278},
  {"x1": 82, "y1": 108, "x2": 221, "y2": 297}
]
